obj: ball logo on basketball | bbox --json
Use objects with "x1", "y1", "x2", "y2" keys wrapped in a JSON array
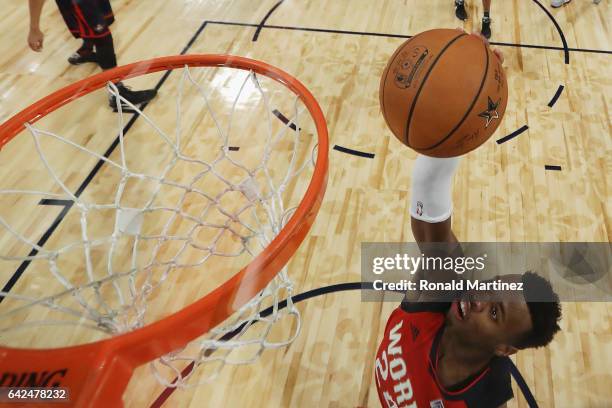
[
  {"x1": 380, "y1": 28, "x2": 508, "y2": 158},
  {"x1": 393, "y1": 46, "x2": 429, "y2": 89}
]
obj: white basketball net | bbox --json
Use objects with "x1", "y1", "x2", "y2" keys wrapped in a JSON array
[{"x1": 0, "y1": 64, "x2": 319, "y2": 387}]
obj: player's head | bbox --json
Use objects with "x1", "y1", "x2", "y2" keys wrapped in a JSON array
[
  {"x1": 514, "y1": 272, "x2": 562, "y2": 349},
  {"x1": 446, "y1": 272, "x2": 561, "y2": 357}
]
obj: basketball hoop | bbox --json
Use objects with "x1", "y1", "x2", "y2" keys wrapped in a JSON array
[{"x1": 0, "y1": 55, "x2": 328, "y2": 406}]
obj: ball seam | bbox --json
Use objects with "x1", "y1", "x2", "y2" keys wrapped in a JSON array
[
  {"x1": 421, "y1": 39, "x2": 490, "y2": 151},
  {"x1": 404, "y1": 32, "x2": 466, "y2": 147}
]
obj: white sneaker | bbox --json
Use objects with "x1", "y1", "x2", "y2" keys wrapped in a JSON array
[{"x1": 551, "y1": 0, "x2": 571, "y2": 7}]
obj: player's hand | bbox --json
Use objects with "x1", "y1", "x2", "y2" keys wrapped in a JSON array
[
  {"x1": 28, "y1": 28, "x2": 44, "y2": 52},
  {"x1": 455, "y1": 27, "x2": 504, "y2": 64},
  {"x1": 471, "y1": 30, "x2": 504, "y2": 63}
]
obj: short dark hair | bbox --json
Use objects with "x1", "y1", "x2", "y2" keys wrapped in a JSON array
[{"x1": 515, "y1": 272, "x2": 562, "y2": 349}]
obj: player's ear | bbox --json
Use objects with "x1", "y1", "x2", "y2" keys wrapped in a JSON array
[{"x1": 494, "y1": 344, "x2": 518, "y2": 357}]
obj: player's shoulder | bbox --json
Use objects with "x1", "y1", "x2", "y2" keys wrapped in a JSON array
[
  {"x1": 460, "y1": 357, "x2": 514, "y2": 407},
  {"x1": 381, "y1": 301, "x2": 448, "y2": 339}
]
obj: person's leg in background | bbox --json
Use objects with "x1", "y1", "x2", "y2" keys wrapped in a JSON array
[
  {"x1": 67, "y1": 0, "x2": 111, "y2": 65},
  {"x1": 455, "y1": 0, "x2": 468, "y2": 21},
  {"x1": 52, "y1": 0, "x2": 157, "y2": 110},
  {"x1": 481, "y1": 0, "x2": 492, "y2": 39},
  {"x1": 67, "y1": 0, "x2": 157, "y2": 110}
]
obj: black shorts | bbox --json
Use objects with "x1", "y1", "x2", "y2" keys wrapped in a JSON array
[{"x1": 55, "y1": 0, "x2": 115, "y2": 39}]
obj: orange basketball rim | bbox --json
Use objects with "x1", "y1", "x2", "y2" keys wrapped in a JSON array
[{"x1": 0, "y1": 55, "x2": 329, "y2": 407}]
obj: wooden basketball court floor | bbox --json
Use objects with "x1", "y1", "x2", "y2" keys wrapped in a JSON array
[{"x1": 0, "y1": 0, "x2": 610, "y2": 407}]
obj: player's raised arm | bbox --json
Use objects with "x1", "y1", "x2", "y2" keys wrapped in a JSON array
[
  {"x1": 396, "y1": 32, "x2": 505, "y2": 303},
  {"x1": 404, "y1": 155, "x2": 465, "y2": 303},
  {"x1": 28, "y1": 0, "x2": 46, "y2": 51}
]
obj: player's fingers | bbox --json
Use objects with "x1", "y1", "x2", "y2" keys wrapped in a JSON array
[
  {"x1": 469, "y1": 30, "x2": 504, "y2": 64},
  {"x1": 493, "y1": 48, "x2": 504, "y2": 64},
  {"x1": 471, "y1": 30, "x2": 489, "y2": 44},
  {"x1": 28, "y1": 31, "x2": 44, "y2": 52}
]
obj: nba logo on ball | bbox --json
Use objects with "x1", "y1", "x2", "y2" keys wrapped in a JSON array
[{"x1": 380, "y1": 28, "x2": 508, "y2": 158}]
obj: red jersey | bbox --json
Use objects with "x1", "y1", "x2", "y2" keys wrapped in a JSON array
[{"x1": 375, "y1": 302, "x2": 513, "y2": 408}]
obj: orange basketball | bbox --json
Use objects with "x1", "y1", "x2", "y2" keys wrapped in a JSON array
[{"x1": 380, "y1": 28, "x2": 508, "y2": 157}]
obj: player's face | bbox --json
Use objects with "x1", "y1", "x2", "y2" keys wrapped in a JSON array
[{"x1": 447, "y1": 274, "x2": 532, "y2": 354}]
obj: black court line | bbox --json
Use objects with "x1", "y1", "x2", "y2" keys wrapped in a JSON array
[
  {"x1": 1, "y1": 204, "x2": 72, "y2": 300},
  {"x1": 548, "y1": 85, "x2": 564, "y2": 107},
  {"x1": 208, "y1": 20, "x2": 612, "y2": 56},
  {"x1": 532, "y1": 0, "x2": 570, "y2": 64},
  {"x1": 273, "y1": 109, "x2": 301, "y2": 131},
  {"x1": 39, "y1": 199, "x2": 73, "y2": 206},
  {"x1": 213, "y1": 20, "x2": 412, "y2": 39},
  {"x1": 497, "y1": 125, "x2": 529, "y2": 144},
  {"x1": 150, "y1": 282, "x2": 538, "y2": 408},
  {"x1": 490, "y1": 41, "x2": 611, "y2": 56},
  {"x1": 2, "y1": 20, "x2": 211, "y2": 301},
  {"x1": 508, "y1": 359, "x2": 539, "y2": 408},
  {"x1": 180, "y1": 21, "x2": 209, "y2": 54},
  {"x1": 333, "y1": 144, "x2": 375, "y2": 159},
  {"x1": 252, "y1": 0, "x2": 285, "y2": 42},
  {"x1": 545, "y1": 165, "x2": 562, "y2": 171}
]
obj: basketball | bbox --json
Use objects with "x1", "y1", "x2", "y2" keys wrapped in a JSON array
[{"x1": 380, "y1": 28, "x2": 508, "y2": 157}]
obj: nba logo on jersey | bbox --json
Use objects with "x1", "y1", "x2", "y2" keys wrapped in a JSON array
[
  {"x1": 416, "y1": 201, "x2": 423, "y2": 216},
  {"x1": 430, "y1": 400, "x2": 444, "y2": 408}
]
